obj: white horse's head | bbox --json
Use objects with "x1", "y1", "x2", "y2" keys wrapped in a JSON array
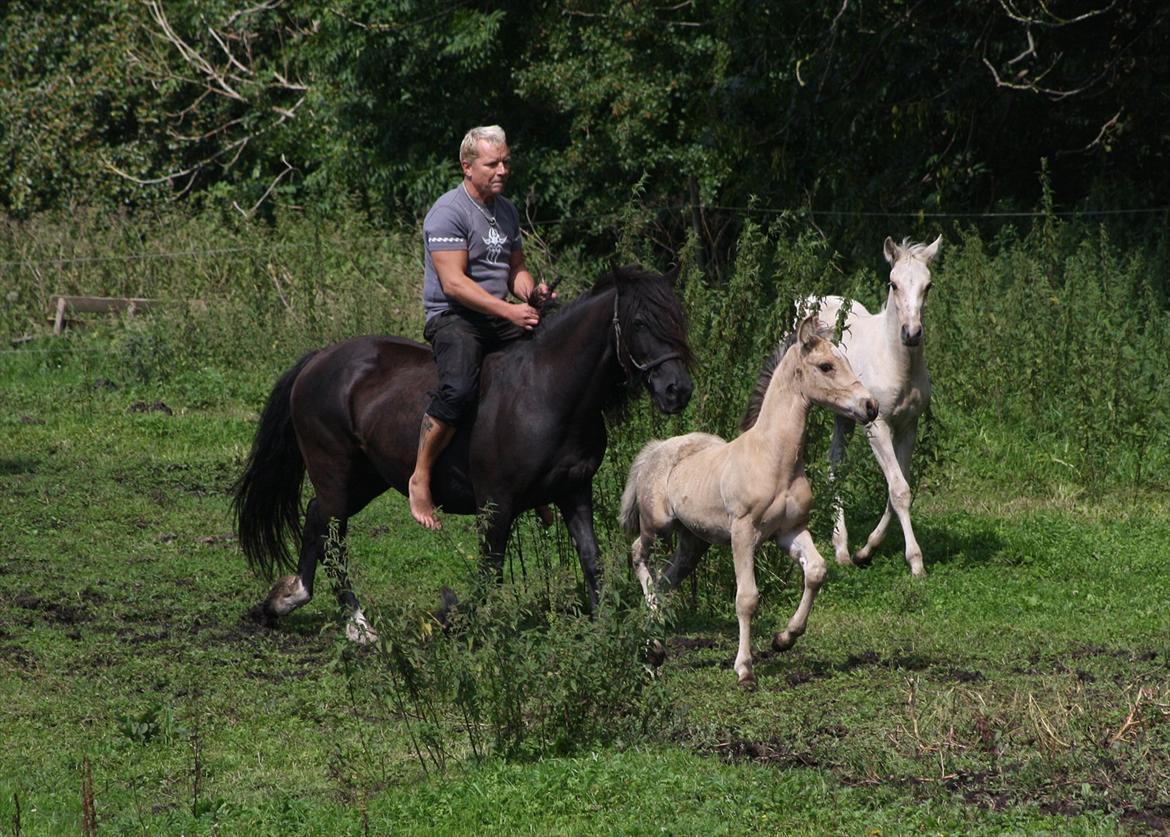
[{"x1": 883, "y1": 235, "x2": 941, "y2": 347}]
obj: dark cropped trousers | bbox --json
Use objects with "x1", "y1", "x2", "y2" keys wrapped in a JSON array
[{"x1": 423, "y1": 308, "x2": 524, "y2": 426}]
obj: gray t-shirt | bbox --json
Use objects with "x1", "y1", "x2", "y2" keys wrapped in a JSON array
[{"x1": 422, "y1": 185, "x2": 523, "y2": 322}]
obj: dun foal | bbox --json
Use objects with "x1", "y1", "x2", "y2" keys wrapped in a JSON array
[
  {"x1": 619, "y1": 316, "x2": 877, "y2": 685},
  {"x1": 811, "y1": 236, "x2": 940, "y2": 576}
]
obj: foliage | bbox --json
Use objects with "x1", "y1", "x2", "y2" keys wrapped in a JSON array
[
  {"x1": 0, "y1": 2, "x2": 162, "y2": 215},
  {"x1": 4, "y1": 1, "x2": 1169, "y2": 264}
]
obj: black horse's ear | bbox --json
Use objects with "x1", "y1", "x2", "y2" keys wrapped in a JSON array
[{"x1": 663, "y1": 264, "x2": 681, "y2": 285}]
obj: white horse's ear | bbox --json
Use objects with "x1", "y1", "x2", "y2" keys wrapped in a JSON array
[
  {"x1": 923, "y1": 235, "x2": 942, "y2": 263},
  {"x1": 797, "y1": 314, "x2": 820, "y2": 350},
  {"x1": 883, "y1": 236, "x2": 900, "y2": 266}
]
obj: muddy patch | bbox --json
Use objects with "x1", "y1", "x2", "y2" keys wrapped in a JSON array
[
  {"x1": 0, "y1": 645, "x2": 38, "y2": 670},
  {"x1": 12, "y1": 593, "x2": 89, "y2": 626}
]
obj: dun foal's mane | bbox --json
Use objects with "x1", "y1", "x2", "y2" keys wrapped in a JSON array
[{"x1": 739, "y1": 322, "x2": 833, "y2": 431}]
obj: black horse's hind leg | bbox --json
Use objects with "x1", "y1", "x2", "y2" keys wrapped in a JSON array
[
  {"x1": 557, "y1": 489, "x2": 602, "y2": 611},
  {"x1": 252, "y1": 498, "x2": 331, "y2": 625},
  {"x1": 253, "y1": 457, "x2": 382, "y2": 642}
]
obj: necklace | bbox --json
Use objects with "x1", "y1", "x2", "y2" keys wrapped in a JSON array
[{"x1": 462, "y1": 182, "x2": 497, "y2": 228}]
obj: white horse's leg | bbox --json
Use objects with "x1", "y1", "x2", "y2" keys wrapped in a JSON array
[
  {"x1": 772, "y1": 530, "x2": 828, "y2": 652},
  {"x1": 730, "y1": 519, "x2": 761, "y2": 686},
  {"x1": 890, "y1": 424, "x2": 925, "y2": 576},
  {"x1": 857, "y1": 420, "x2": 925, "y2": 576},
  {"x1": 829, "y1": 415, "x2": 855, "y2": 566}
]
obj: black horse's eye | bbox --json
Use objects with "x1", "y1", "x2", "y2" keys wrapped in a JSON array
[
  {"x1": 819, "y1": 362, "x2": 834, "y2": 373},
  {"x1": 632, "y1": 318, "x2": 647, "y2": 331}
]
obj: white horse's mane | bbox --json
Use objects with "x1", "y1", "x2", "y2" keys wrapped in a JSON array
[{"x1": 899, "y1": 238, "x2": 935, "y2": 259}]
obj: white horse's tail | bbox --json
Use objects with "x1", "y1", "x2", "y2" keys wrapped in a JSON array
[{"x1": 619, "y1": 440, "x2": 663, "y2": 536}]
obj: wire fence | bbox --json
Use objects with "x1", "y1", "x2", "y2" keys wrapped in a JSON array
[{"x1": 2, "y1": 202, "x2": 1167, "y2": 270}]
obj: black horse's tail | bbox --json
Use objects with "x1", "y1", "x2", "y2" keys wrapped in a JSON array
[{"x1": 232, "y1": 351, "x2": 319, "y2": 579}]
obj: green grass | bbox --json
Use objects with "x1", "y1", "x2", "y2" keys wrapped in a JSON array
[{"x1": 2, "y1": 338, "x2": 1169, "y2": 836}]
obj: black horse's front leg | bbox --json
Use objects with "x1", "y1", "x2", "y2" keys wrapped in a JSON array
[
  {"x1": 477, "y1": 501, "x2": 516, "y2": 585},
  {"x1": 557, "y1": 488, "x2": 602, "y2": 612}
]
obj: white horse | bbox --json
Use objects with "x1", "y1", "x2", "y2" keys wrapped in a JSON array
[
  {"x1": 811, "y1": 235, "x2": 941, "y2": 577},
  {"x1": 619, "y1": 316, "x2": 877, "y2": 686}
]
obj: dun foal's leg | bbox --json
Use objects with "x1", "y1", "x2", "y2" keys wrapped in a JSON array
[
  {"x1": 629, "y1": 528, "x2": 660, "y2": 610},
  {"x1": 772, "y1": 530, "x2": 828, "y2": 652},
  {"x1": 829, "y1": 416, "x2": 855, "y2": 567},
  {"x1": 658, "y1": 529, "x2": 710, "y2": 592},
  {"x1": 856, "y1": 420, "x2": 925, "y2": 576},
  {"x1": 729, "y1": 519, "x2": 762, "y2": 686},
  {"x1": 557, "y1": 489, "x2": 603, "y2": 611}
]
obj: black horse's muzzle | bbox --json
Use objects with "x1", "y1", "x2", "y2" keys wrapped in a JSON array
[{"x1": 647, "y1": 361, "x2": 693, "y2": 414}]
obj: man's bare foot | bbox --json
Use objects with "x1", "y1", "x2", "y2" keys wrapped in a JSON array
[
  {"x1": 535, "y1": 505, "x2": 555, "y2": 527},
  {"x1": 408, "y1": 473, "x2": 442, "y2": 530}
]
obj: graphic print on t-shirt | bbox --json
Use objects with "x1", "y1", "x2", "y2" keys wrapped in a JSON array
[{"x1": 483, "y1": 226, "x2": 507, "y2": 264}]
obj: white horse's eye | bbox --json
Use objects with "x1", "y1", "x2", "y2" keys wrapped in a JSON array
[{"x1": 818, "y1": 362, "x2": 834, "y2": 373}]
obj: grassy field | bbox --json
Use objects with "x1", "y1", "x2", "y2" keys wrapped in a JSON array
[{"x1": 2, "y1": 331, "x2": 1168, "y2": 836}]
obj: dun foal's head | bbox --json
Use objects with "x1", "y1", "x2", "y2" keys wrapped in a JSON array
[
  {"x1": 795, "y1": 315, "x2": 878, "y2": 425},
  {"x1": 883, "y1": 235, "x2": 942, "y2": 347},
  {"x1": 611, "y1": 265, "x2": 694, "y2": 414}
]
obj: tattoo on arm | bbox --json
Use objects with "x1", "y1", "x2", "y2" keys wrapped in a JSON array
[{"x1": 420, "y1": 415, "x2": 434, "y2": 439}]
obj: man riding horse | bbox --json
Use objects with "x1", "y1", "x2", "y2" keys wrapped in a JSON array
[{"x1": 409, "y1": 125, "x2": 553, "y2": 530}]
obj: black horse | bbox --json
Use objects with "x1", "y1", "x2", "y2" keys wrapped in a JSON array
[{"x1": 233, "y1": 265, "x2": 693, "y2": 637}]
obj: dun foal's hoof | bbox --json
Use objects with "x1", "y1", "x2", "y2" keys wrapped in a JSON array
[
  {"x1": 644, "y1": 638, "x2": 667, "y2": 668},
  {"x1": 736, "y1": 672, "x2": 757, "y2": 690},
  {"x1": 772, "y1": 632, "x2": 796, "y2": 652}
]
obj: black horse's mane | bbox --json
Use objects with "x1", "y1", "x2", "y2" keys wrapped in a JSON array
[
  {"x1": 739, "y1": 322, "x2": 833, "y2": 431},
  {"x1": 529, "y1": 264, "x2": 692, "y2": 367}
]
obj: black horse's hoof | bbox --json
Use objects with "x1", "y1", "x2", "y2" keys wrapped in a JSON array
[
  {"x1": 431, "y1": 586, "x2": 461, "y2": 630},
  {"x1": 247, "y1": 602, "x2": 276, "y2": 627}
]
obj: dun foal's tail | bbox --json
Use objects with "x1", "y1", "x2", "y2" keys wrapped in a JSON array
[
  {"x1": 619, "y1": 440, "x2": 663, "y2": 536},
  {"x1": 232, "y1": 351, "x2": 319, "y2": 579}
]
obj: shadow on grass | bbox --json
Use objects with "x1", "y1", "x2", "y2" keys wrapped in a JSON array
[{"x1": 0, "y1": 457, "x2": 38, "y2": 476}]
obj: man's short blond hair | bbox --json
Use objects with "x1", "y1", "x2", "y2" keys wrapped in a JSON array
[{"x1": 460, "y1": 125, "x2": 507, "y2": 164}]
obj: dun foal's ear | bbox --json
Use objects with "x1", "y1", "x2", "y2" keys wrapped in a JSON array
[
  {"x1": 923, "y1": 235, "x2": 942, "y2": 263},
  {"x1": 883, "y1": 236, "x2": 901, "y2": 266},
  {"x1": 797, "y1": 314, "x2": 820, "y2": 351}
]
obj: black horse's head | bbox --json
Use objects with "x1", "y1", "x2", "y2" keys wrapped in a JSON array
[{"x1": 608, "y1": 264, "x2": 694, "y2": 414}]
